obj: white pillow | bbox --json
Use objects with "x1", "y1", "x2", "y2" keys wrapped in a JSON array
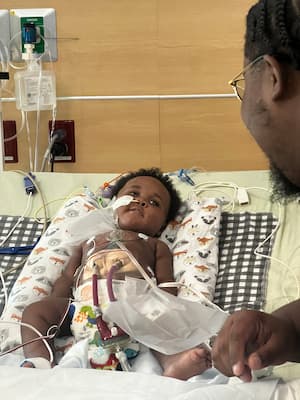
[
  {"x1": 0, "y1": 193, "x2": 99, "y2": 353},
  {"x1": 160, "y1": 197, "x2": 222, "y2": 302}
]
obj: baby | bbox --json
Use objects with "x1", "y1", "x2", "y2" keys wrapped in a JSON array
[{"x1": 21, "y1": 167, "x2": 211, "y2": 379}]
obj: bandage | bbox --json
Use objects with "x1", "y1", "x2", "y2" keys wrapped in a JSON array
[{"x1": 111, "y1": 195, "x2": 136, "y2": 211}]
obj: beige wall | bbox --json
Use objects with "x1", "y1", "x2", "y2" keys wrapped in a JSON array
[{"x1": 1, "y1": 0, "x2": 267, "y2": 173}]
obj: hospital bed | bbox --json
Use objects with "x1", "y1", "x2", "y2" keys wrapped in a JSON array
[{"x1": 0, "y1": 169, "x2": 300, "y2": 400}]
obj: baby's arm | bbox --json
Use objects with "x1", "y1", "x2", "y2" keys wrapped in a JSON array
[
  {"x1": 155, "y1": 239, "x2": 177, "y2": 296},
  {"x1": 51, "y1": 245, "x2": 82, "y2": 297}
]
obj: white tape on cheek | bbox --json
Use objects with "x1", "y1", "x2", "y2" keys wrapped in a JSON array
[{"x1": 112, "y1": 195, "x2": 135, "y2": 211}]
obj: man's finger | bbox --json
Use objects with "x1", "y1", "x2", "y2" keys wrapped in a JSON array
[{"x1": 233, "y1": 362, "x2": 252, "y2": 382}]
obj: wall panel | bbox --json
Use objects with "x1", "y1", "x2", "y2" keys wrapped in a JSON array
[{"x1": 1, "y1": 0, "x2": 266, "y2": 173}]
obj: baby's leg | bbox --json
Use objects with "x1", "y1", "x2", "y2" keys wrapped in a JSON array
[
  {"x1": 153, "y1": 346, "x2": 212, "y2": 380},
  {"x1": 21, "y1": 297, "x2": 71, "y2": 366}
]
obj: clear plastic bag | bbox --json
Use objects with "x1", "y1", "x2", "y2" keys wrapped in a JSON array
[{"x1": 103, "y1": 277, "x2": 228, "y2": 355}]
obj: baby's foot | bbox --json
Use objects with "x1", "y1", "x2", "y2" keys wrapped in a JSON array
[
  {"x1": 163, "y1": 346, "x2": 212, "y2": 380},
  {"x1": 20, "y1": 360, "x2": 36, "y2": 368},
  {"x1": 20, "y1": 357, "x2": 51, "y2": 368}
]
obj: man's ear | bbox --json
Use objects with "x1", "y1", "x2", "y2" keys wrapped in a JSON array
[{"x1": 263, "y1": 55, "x2": 285, "y2": 100}]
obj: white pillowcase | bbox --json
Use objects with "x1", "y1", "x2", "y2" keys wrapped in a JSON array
[
  {"x1": 160, "y1": 197, "x2": 222, "y2": 302},
  {"x1": 0, "y1": 193, "x2": 99, "y2": 353}
]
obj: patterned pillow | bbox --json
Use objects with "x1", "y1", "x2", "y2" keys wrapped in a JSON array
[
  {"x1": 0, "y1": 193, "x2": 99, "y2": 353},
  {"x1": 160, "y1": 198, "x2": 222, "y2": 302}
]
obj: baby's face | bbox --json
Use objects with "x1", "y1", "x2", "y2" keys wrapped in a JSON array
[{"x1": 115, "y1": 176, "x2": 170, "y2": 237}]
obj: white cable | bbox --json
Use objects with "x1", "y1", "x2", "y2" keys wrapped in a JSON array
[
  {"x1": 0, "y1": 270, "x2": 8, "y2": 317},
  {"x1": 190, "y1": 181, "x2": 239, "y2": 212},
  {"x1": 8, "y1": 31, "x2": 27, "y2": 70},
  {"x1": 116, "y1": 240, "x2": 157, "y2": 289},
  {"x1": 245, "y1": 186, "x2": 300, "y2": 302},
  {"x1": 158, "y1": 281, "x2": 226, "y2": 313},
  {"x1": 191, "y1": 181, "x2": 300, "y2": 304},
  {"x1": 0, "y1": 193, "x2": 32, "y2": 246},
  {"x1": 0, "y1": 297, "x2": 72, "y2": 364},
  {"x1": 40, "y1": 106, "x2": 57, "y2": 172},
  {"x1": 0, "y1": 320, "x2": 54, "y2": 364},
  {"x1": 0, "y1": 39, "x2": 9, "y2": 70},
  {"x1": 3, "y1": 110, "x2": 25, "y2": 143},
  {"x1": 0, "y1": 194, "x2": 32, "y2": 317},
  {"x1": 32, "y1": 32, "x2": 55, "y2": 172},
  {"x1": 0, "y1": 39, "x2": 9, "y2": 95},
  {"x1": 33, "y1": 57, "x2": 44, "y2": 172},
  {"x1": 24, "y1": 111, "x2": 34, "y2": 172},
  {"x1": 12, "y1": 170, "x2": 49, "y2": 231}
]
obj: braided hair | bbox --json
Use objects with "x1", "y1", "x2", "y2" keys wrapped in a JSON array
[
  {"x1": 110, "y1": 167, "x2": 182, "y2": 223},
  {"x1": 245, "y1": 0, "x2": 300, "y2": 68}
]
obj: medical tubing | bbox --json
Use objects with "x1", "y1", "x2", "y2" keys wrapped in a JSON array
[
  {"x1": 0, "y1": 298, "x2": 71, "y2": 364},
  {"x1": 115, "y1": 347, "x2": 131, "y2": 371},
  {"x1": 92, "y1": 273, "x2": 99, "y2": 307},
  {"x1": 0, "y1": 193, "x2": 32, "y2": 246},
  {"x1": 0, "y1": 320, "x2": 55, "y2": 363},
  {"x1": 3, "y1": 110, "x2": 25, "y2": 143},
  {"x1": 24, "y1": 111, "x2": 34, "y2": 172},
  {"x1": 106, "y1": 261, "x2": 123, "y2": 302},
  {"x1": 0, "y1": 270, "x2": 8, "y2": 318},
  {"x1": 116, "y1": 241, "x2": 157, "y2": 288}
]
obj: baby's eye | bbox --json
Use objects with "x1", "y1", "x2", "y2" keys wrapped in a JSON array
[
  {"x1": 149, "y1": 199, "x2": 160, "y2": 207},
  {"x1": 128, "y1": 191, "x2": 138, "y2": 197}
]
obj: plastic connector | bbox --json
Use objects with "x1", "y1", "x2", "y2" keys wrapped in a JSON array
[
  {"x1": 24, "y1": 173, "x2": 37, "y2": 195},
  {"x1": 237, "y1": 187, "x2": 249, "y2": 205}
]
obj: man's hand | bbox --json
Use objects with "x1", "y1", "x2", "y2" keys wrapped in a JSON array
[{"x1": 211, "y1": 309, "x2": 298, "y2": 382}]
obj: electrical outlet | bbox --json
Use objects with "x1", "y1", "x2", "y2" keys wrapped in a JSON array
[
  {"x1": 48, "y1": 120, "x2": 75, "y2": 162},
  {"x1": 3, "y1": 120, "x2": 18, "y2": 163}
]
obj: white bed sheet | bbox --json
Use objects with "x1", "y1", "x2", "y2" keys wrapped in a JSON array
[{"x1": 0, "y1": 363, "x2": 279, "y2": 400}]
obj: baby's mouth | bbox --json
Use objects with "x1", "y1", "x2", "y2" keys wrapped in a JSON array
[{"x1": 128, "y1": 205, "x2": 144, "y2": 216}]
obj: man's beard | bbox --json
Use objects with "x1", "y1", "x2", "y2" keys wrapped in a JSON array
[{"x1": 269, "y1": 163, "x2": 300, "y2": 203}]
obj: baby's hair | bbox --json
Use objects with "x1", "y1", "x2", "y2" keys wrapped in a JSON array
[
  {"x1": 110, "y1": 167, "x2": 182, "y2": 223},
  {"x1": 245, "y1": 0, "x2": 300, "y2": 68}
]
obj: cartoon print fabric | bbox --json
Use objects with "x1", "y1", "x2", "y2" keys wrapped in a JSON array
[{"x1": 160, "y1": 198, "x2": 221, "y2": 302}]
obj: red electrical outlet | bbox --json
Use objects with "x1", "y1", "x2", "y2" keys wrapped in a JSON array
[
  {"x1": 3, "y1": 120, "x2": 18, "y2": 163},
  {"x1": 48, "y1": 120, "x2": 75, "y2": 162}
]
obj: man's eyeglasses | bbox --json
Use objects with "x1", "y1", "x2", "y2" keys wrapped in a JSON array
[{"x1": 228, "y1": 55, "x2": 265, "y2": 101}]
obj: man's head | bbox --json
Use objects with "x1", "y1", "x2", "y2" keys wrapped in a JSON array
[
  {"x1": 110, "y1": 167, "x2": 181, "y2": 236},
  {"x1": 238, "y1": 0, "x2": 300, "y2": 199}
]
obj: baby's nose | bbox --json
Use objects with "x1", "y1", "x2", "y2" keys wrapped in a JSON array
[{"x1": 133, "y1": 198, "x2": 147, "y2": 207}]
